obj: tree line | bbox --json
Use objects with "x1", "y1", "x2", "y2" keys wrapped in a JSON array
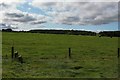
[
  {"x1": 2, "y1": 28, "x2": 120, "y2": 37},
  {"x1": 99, "y1": 31, "x2": 120, "y2": 37},
  {"x1": 29, "y1": 29, "x2": 96, "y2": 36}
]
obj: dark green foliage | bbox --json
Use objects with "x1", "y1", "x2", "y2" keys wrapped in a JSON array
[{"x1": 99, "y1": 31, "x2": 120, "y2": 37}]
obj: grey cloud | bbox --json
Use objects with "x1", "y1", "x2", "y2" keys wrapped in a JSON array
[
  {"x1": 4, "y1": 13, "x2": 36, "y2": 23},
  {"x1": 1, "y1": 1, "x2": 118, "y2": 30},
  {"x1": 65, "y1": 17, "x2": 80, "y2": 22},
  {"x1": 5, "y1": 13, "x2": 24, "y2": 18},
  {"x1": 0, "y1": 3, "x2": 10, "y2": 8},
  {"x1": 32, "y1": 2, "x2": 118, "y2": 25},
  {"x1": 31, "y1": 21, "x2": 47, "y2": 24},
  {"x1": 63, "y1": 2, "x2": 118, "y2": 25},
  {"x1": 12, "y1": 16, "x2": 36, "y2": 22},
  {"x1": 0, "y1": 23, "x2": 18, "y2": 29}
]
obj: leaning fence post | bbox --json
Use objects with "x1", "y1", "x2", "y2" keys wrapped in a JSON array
[
  {"x1": 68, "y1": 48, "x2": 71, "y2": 59},
  {"x1": 118, "y1": 48, "x2": 119, "y2": 58}
]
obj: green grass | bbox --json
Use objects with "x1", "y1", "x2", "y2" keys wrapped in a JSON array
[{"x1": 2, "y1": 32, "x2": 118, "y2": 78}]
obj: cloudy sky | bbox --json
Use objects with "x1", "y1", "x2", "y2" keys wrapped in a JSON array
[{"x1": 0, "y1": 0, "x2": 119, "y2": 32}]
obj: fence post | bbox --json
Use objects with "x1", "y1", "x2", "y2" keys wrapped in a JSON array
[
  {"x1": 68, "y1": 48, "x2": 71, "y2": 59},
  {"x1": 11, "y1": 46, "x2": 14, "y2": 59},
  {"x1": 118, "y1": 48, "x2": 119, "y2": 58}
]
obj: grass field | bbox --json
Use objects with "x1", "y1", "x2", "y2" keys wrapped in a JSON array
[{"x1": 2, "y1": 32, "x2": 118, "y2": 78}]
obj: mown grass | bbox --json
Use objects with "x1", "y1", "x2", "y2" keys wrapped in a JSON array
[{"x1": 2, "y1": 32, "x2": 118, "y2": 78}]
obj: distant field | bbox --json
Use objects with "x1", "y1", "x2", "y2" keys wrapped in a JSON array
[{"x1": 2, "y1": 32, "x2": 118, "y2": 78}]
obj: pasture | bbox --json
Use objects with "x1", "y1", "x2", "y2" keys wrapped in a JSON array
[{"x1": 2, "y1": 32, "x2": 118, "y2": 78}]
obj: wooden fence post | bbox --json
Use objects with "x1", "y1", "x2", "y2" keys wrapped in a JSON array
[
  {"x1": 11, "y1": 46, "x2": 14, "y2": 59},
  {"x1": 68, "y1": 48, "x2": 71, "y2": 59},
  {"x1": 118, "y1": 48, "x2": 119, "y2": 58}
]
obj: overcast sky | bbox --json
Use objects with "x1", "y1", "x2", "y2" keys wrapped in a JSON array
[{"x1": 0, "y1": 0, "x2": 119, "y2": 32}]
